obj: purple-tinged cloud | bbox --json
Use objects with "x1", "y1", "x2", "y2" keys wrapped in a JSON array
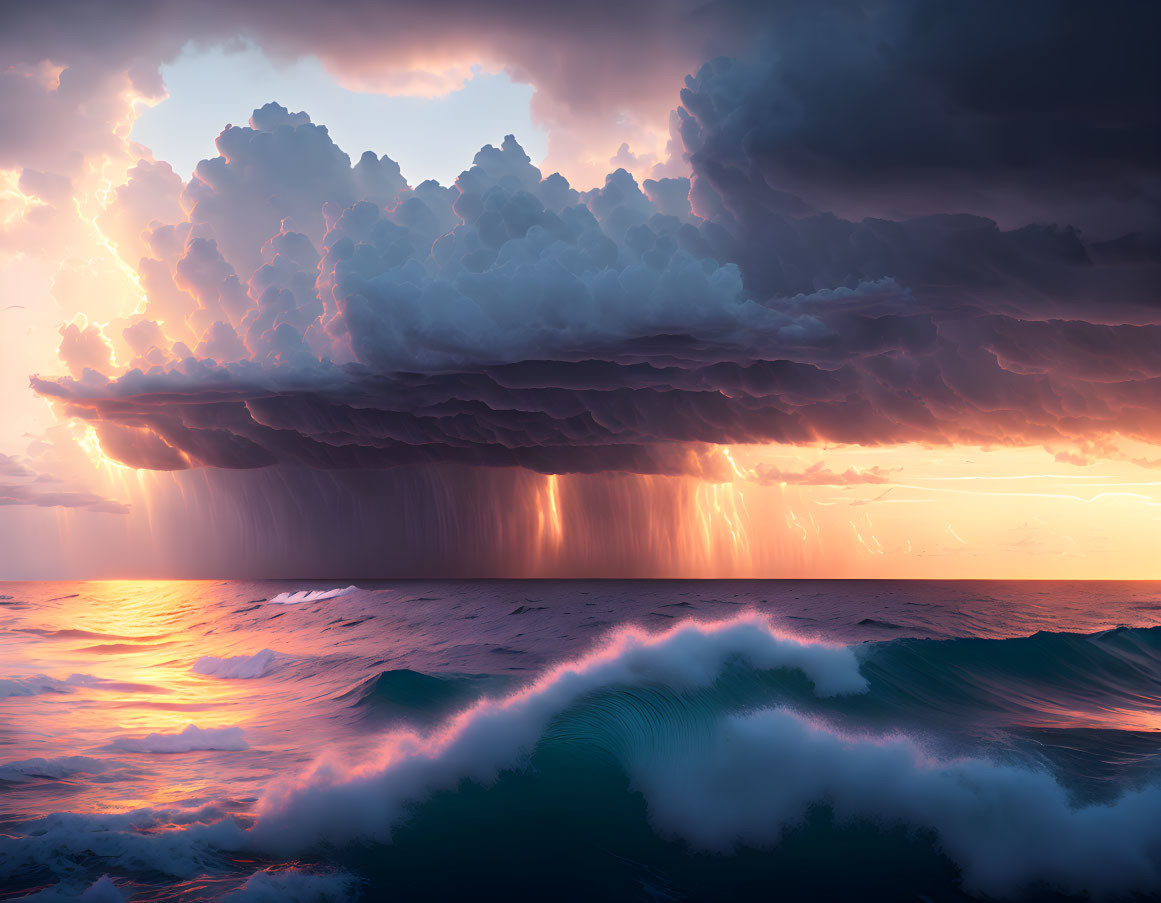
[
  {"x1": 29, "y1": 93, "x2": 1161, "y2": 477},
  {"x1": 751, "y1": 463, "x2": 896, "y2": 487},
  {"x1": 0, "y1": 481, "x2": 128, "y2": 515},
  {"x1": 18, "y1": 0, "x2": 1160, "y2": 484}
]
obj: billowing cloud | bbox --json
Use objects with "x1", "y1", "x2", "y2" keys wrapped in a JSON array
[{"x1": 29, "y1": 82, "x2": 1161, "y2": 477}]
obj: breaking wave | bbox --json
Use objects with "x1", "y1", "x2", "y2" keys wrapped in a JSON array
[
  {"x1": 266, "y1": 586, "x2": 358, "y2": 605},
  {"x1": 5, "y1": 616, "x2": 1161, "y2": 900},
  {"x1": 193, "y1": 649, "x2": 279, "y2": 679}
]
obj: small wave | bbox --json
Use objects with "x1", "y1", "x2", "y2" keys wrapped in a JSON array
[
  {"x1": 17, "y1": 628, "x2": 170, "y2": 642},
  {"x1": 0, "y1": 806, "x2": 246, "y2": 884},
  {"x1": 193, "y1": 649, "x2": 279, "y2": 679},
  {"x1": 77, "y1": 641, "x2": 174, "y2": 654},
  {"x1": 0, "y1": 673, "x2": 161, "y2": 699},
  {"x1": 856, "y1": 617, "x2": 902, "y2": 629},
  {"x1": 110, "y1": 724, "x2": 248, "y2": 753},
  {"x1": 19, "y1": 874, "x2": 128, "y2": 902},
  {"x1": 266, "y1": 586, "x2": 358, "y2": 605},
  {"x1": 857, "y1": 624, "x2": 1161, "y2": 731},
  {"x1": 0, "y1": 675, "x2": 73, "y2": 700},
  {"x1": 223, "y1": 867, "x2": 357, "y2": 902},
  {"x1": 343, "y1": 669, "x2": 506, "y2": 725},
  {"x1": 0, "y1": 756, "x2": 118, "y2": 783}
]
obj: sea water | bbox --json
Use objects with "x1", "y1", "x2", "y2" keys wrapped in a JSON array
[{"x1": 1, "y1": 580, "x2": 1159, "y2": 901}]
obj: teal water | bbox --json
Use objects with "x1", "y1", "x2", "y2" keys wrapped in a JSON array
[{"x1": 1, "y1": 580, "x2": 1159, "y2": 901}]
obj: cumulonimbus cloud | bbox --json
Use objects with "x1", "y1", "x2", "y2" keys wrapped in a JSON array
[
  {"x1": 22, "y1": 0, "x2": 1161, "y2": 481},
  {"x1": 31, "y1": 83, "x2": 1161, "y2": 477}
]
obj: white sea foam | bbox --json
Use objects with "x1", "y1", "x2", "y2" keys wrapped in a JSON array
[
  {"x1": 0, "y1": 807, "x2": 247, "y2": 882},
  {"x1": 266, "y1": 586, "x2": 358, "y2": 605},
  {"x1": 632, "y1": 707, "x2": 1161, "y2": 897},
  {"x1": 111, "y1": 724, "x2": 248, "y2": 753},
  {"x1": 193, "y1": 649, "x2": 279, "y2": 679},
  {"x1": 251, "y1": 615, "x2": 867, "y2": 850}
]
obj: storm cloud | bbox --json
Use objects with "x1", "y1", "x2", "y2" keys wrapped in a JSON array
[
  {"x1": 680, "y1": 0, "x2": 1161, "y2": 239},
  {"x1": 24, "y1": 0, "x2": 1161, "y2": 479}
]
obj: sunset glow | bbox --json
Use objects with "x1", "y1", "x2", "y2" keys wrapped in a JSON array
[
  {"x1": 2, "y1": 4, "x2": 1160, "y2": 900},
  {"x1": 1, "y1": 4, "x2": 1158, "y2": 580}
]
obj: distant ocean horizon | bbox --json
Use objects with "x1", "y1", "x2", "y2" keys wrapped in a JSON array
[{"x1": 2, "y1": 578, "x2": 1160, "y2": 900}]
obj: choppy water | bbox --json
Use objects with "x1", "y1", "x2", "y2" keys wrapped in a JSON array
[{"x1": 1, "y1": 580, "x2": 1160, "y2": 901}]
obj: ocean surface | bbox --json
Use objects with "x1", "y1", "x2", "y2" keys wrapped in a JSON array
[{"x1": 1, "y1": 580, "x2": 1159, "y2": 901}]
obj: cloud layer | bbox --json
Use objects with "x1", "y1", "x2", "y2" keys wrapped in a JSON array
[
  {"x1": 8, "y1": 0, "x2": 1157, "y2": 490},
  {"x1": 33, "y1": 112, "x2": 1161, "y2": 478}
]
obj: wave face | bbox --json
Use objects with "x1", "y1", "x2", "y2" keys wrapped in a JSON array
[
  {"x1": 193, "y1": 649, "x2": 279, "y2": 679},
  {"x1": 0, "y1": 580, "x2": 1159, "y2": 901}
]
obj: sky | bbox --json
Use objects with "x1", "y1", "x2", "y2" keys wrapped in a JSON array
[
  {"x1": 131, "y1": 45, "x2": 548, "y2": 186},
  {"x1": 0, "y1": 0, "x2": 1158, "y2": 578}
]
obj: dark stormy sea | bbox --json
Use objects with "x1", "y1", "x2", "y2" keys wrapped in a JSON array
[{"x1": 1, "y1": 580, "x2": 1159, "y2": 902}]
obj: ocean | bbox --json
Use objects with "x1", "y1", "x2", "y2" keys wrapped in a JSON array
[{"x1": 1, "y1": 580, "x2": 1159, "y2": 901}]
